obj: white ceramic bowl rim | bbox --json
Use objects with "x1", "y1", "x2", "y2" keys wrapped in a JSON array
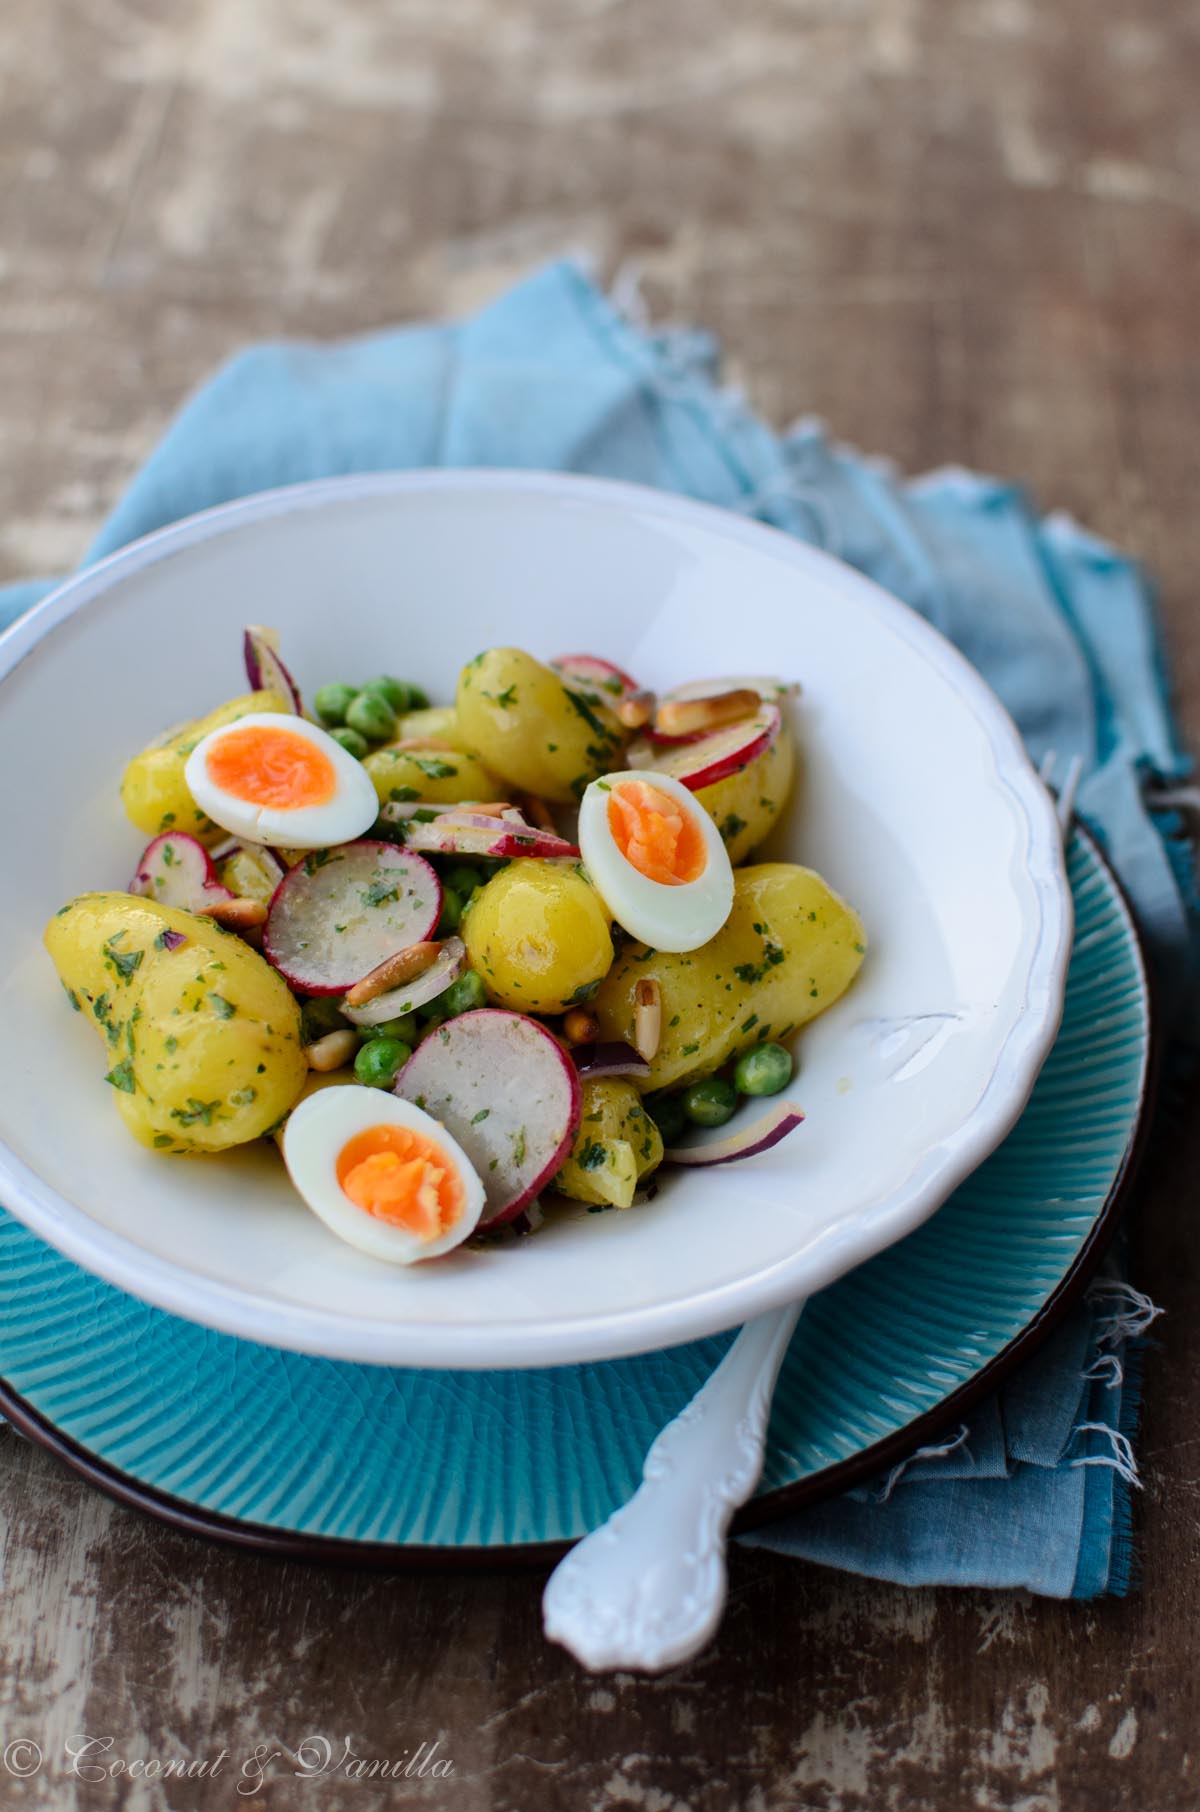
[{"x1": 0, "y1": 470, "x2": 1071, "y2": 1368}]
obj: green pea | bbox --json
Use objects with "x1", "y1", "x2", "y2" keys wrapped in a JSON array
[
  {"x1": 313, "y1": 682, "x2": 359, "y2": 727},
  {"x1": 444, "y1": 863, "x2": 484, "y2": 898},
  {"x1": 301, "y1": 997, "x2": 349, "y2": 1043},
  {"x1": 406, "y1": 685, "x2": 429, "y2": 710},
  {"x1": 329, "y1": 726, "x2": 369, "y2": 760},
  {"x1": 442, "y1": 970, "x2": 487, "y2": 1017},
  {"x1": 354, "y1": 1037, "x2": 412, "y2": 1089},
  {"x1": 345, "y1": 691, "x2": 397, "y2": 743},
  {"x1": 682, "y1": 1076, "x2": 738, "y2": 1128},
  {"x1": 437, "y1": 887, "x2": 463, "y2": 936},
  {"x1": 362, "y1": 675, "x2": 415, "y2": 714},
  {"x1": 734, "y1": 1041, "x2": 793, "y2": 1097},
  {"x1": 357, "y1": 1012, "x2": 418, "y2": 1046},
  {"x1": 645, "y1": 1091, "x2": 688, "y2": 1146}
]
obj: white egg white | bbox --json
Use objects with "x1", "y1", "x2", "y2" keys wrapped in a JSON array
[
  {"x1": 184, "y1": 712, "x2": 379, "y2": 848},
  {"x1": 578, "y1": 768, "x2": 734, "y2": 953},
  {"x1": 282, "y1": 1086, "x2": 485, "y2": 1264}
]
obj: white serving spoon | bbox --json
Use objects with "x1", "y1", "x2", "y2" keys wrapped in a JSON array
[
  {"x1": 542, "y1": 1298, "x2": 804, "y2": 1672},
  {"x1": 544, "y1": 750, "x2": 1082, "y2": 1674}
]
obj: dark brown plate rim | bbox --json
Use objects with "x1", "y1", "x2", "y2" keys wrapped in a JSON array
[{"x1": 0, "y1": 828, "x2": 1159, "y2": 1572}]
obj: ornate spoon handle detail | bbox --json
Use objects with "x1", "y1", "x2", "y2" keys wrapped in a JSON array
[{"x1": 542, "y1": 1300, "x2": 805, "y2": 1672}]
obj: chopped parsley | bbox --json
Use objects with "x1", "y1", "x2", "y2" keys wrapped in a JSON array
[
  {"x1": 104, "y1": 1060, "x2": 135, "y2": 1093},
  {"x1": 361, "y1": 880, "x2": 399, "y2": 908},
  {"x1": 410, "y1": 755, "x2": 457, "y2": 780},
  {"x1": 576, "y1": 1140, "x2": 607, "y2": 1171},
  {"x1": 389, "y1": 786, "x2": 420, "y2": 803},
  {"x1": 719, "y1": 812, "x2": 748, "y2": 844},
  {"x1": 104, "y1": 934, "x2": 143, "y2": 984},
  {"x1": 229, "y1": 1087, "x2": 257, "y2": 1107},
  {"x1": 471, "y1": 1108, "x2": 491, "y2": 1124},
  {"x1": 208, "y1": 994, "x2": 236, "y2": 1019},
  {"x1": 171, "y1": 1097, "x2": 222, "y2": 1128}
]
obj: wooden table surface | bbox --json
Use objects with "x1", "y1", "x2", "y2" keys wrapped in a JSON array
[{"x1": 2, "y1": 2, "x2": 1199, "y2": 1807}]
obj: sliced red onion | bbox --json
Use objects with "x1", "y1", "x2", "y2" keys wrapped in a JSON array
[
  {"x1": 244, "y1": 625, "x2": 304, "y2": 715},
  {"x1": 341, "y1": 935, "x2": 467, "y2": 1027},
  {"x1": 663, "y1": 1101, "x2": 805, "y2": 1167},
  {"x1": 571, "y1": 1041, "x2": 651, "y2": 1080}
]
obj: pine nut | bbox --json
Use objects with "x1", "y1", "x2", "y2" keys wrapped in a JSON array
[
  {"x1": 654, "y1": 688, "x2": 762, "y2": 738},
  {"x1": 344, "y1": 940, "x2": 442, "y2": 1008},
  {"x1": 616, "y1": 690, "x2": 656, "y2": 730},
  {"x1": 305, "y1": 1029, "x2": 359, "y2": 1072},
  {"x1": 563, "y1": 1007, "x2": 600, "y2": 1044},
  {"x1": 634, "y1": 978, "x2": 662, "y2": 1062},
  {"x1": 199, "y1": 896, "x2": 268, "y2": 930}
]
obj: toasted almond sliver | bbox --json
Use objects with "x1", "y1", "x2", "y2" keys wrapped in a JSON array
[
  {"x1": 616, "y1": 690, "x2": 656, "y2": 730},
  {"x1": 634, "y1": 978, "x2": 662, "y2": 1063},
  {"x1": 305, "y1": 1029, "x2": 360, "y2": 1072},
  {"x1": 654, "y1": 688, "x2": 762, "y2": 738},
  {"x1": 198, "y1": 896, "x2": 268, "y2": 930},
  {"x1": 563, "y1": 1007, "x2": 601, "y2": 1045},
  {"x1": 344, "y1": 940, "x2": 442, "y2": 1009}
]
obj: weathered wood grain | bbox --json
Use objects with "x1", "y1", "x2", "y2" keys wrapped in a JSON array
[{"x1": 2, "y1": 0, "x2": 1199, "y2": 1806}]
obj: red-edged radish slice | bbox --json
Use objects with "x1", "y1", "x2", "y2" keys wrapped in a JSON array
[
  {"x1": 550, "y1": 654, "x2": 641, "y2": 700},
  {"x1": 394, "y1": 1009, "x2": 581, "y2": 1225},
  {"x1": 402, "y1": 812, "x2": 580, "y2": 860},
  {"x1": 341, "y1": 937, "x2": 467, "y2": 1027},
  {"x1": 264, "y1": 840, "x2": 441, "y2": 995},
  {"x1": 570, "y1": 1041, "x2": 651, "y2": 1081},
  {"x1": 663, "y1": 1100, "x2": 804, "y2": 1167},
  {"x1": 244, "y1": 625, "x2": 304, "y2": 715},
  {"x1": 129, "y1": 832, "x2": 235, "y2": 912},
  {"x1": 629, "y1": 703, "x2": 781, "y2": 791}
]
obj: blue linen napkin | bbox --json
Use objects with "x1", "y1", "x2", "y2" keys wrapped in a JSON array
[{"x1": 1, "y1": 258, "x2": 1186, "y2": 1596}]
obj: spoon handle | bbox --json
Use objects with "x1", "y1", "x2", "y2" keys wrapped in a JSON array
[{"x1": 542, "y1": 1299, "x2": 804, "y2": 1672}]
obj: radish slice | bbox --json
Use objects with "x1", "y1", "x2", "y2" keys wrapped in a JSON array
[
  {"x1": 401, "y1": 812, "x2": 580, "y2": 860},
  {"x1": 244, "y1": 625, "x2": 304, "y2": 715},
  {"x1": 663, "y1": 1101, "x2": 804, "y2": 1167},
  {"x1": 264, "y1": 840, "x2": 441, "y2": 995},
  {"x1": 550, "y1": 654, "x2": 640, "y2": 700},
  {"x1": 394, "y1": 1009, "x2": 581, "y2": 1225},
  {"x1": 571, "y1": 1041, "x2": 651, "y2": 1081},
  {"x1": 342, "y1": 937, "x2": 467, "y2": 1027},
  {"x1": 630, "y1": 703, "x2": 781, "y2": 791},
  {"x1": 129, "y1": 833, "x2": 235, "y2": 912}
]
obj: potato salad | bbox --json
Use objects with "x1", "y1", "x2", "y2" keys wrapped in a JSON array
[{"x1": 45, "y1": 629, "x2": 866, "y2": 1266}]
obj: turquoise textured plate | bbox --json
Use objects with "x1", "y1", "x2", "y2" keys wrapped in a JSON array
[{"x1": 0, "y1": 831, "x2": 1151, "y2": 1559}]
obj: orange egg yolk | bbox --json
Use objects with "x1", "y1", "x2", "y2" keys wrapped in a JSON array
[
  {"x1": 336, "y1": 1125, "x2": 465, "y2": 1241},
  {"x1": 206, "y1": 725, "x2": 336, "y2": 811},
  {"x1": 608, "y1": 780, "x2": 707, "y2": 886}
]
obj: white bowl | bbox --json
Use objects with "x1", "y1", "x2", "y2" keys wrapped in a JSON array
[{"x1": 0, "y1": 472, "x2": 1070, "y2": 1369}]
